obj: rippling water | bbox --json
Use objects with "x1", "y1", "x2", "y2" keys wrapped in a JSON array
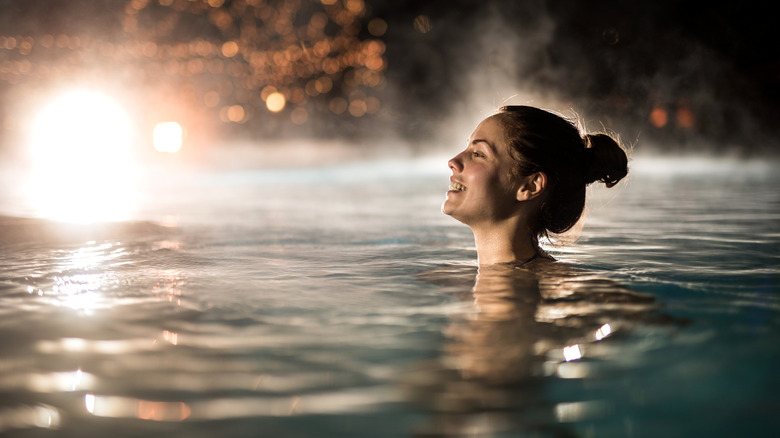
[{"x1": 0, "y1": 155, "x2": 778, "y2": 437}]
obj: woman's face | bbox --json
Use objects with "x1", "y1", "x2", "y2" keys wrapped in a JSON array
[{"x1": 442, "y1": 116, "x2": 521, "y2": 226}]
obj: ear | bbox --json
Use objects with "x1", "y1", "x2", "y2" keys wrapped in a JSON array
[{"x1": 516, "y1": 172, "x2": 547, "y2": 202}]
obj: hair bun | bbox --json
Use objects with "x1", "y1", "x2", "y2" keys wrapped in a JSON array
[{"x1": 582, "y1": 133, "x2": 628, "y2": 188}]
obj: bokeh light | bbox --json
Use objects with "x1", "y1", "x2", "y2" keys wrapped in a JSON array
[
  {"x1": 0, "y1": 0, "x2": 388, "y2": 144},
  {"x1": 265, "y1": 92, "x2": 286, "y2": 113},
  {"x1": 153, "y1": 122, "x2": 183, "y2": 153}
]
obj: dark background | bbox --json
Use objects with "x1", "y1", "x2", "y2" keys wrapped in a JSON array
[
  {"x1": 1, "y1": 0, "x2": 777, "y2": 156},
  {"x1": 375, "y1": 0, "x2": 778, "y2": 154}
]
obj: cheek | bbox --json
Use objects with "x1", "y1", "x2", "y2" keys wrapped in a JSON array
[
  {"x1": 482, "y1": 174, "x2": 521, "y2": 214},
  {"x1": 465, "y1": 164, "x2": 516, "y2": 200},
  {"x1": 485, "y1": 171, "x2": 516, "y2": 197}
]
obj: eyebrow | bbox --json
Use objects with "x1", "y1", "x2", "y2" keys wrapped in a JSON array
[{"x1": 471, "y1": 138, "x2": 497, "y2": 154}]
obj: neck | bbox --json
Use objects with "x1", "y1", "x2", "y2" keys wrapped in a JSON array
[{"x1": 470, "y1": 219, "x2": 539, "y2": 266}]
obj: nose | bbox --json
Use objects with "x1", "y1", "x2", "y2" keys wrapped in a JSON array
[{"x1": 448, "y1": 153, "x2": 463, "y2": 172}]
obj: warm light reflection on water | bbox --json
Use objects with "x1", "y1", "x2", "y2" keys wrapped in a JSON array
[
  {"x1": 0, "y1": 404, "x2": 61, "y2": 431},
  {"x1": 83, "y1": 388, "x2": 400, "y2": 421},
  {"x1": 153, "y1": 269, "x2": 184, "y2": 306},
  {"x1": 85, "y1": 394, "x2": 192, "y2": 421},
  {"x1": 34, "y1": 242, "x2": 128, "y2": 313},
  {"x1": 563, "y1": 344, "x2": 583, "y2": 362},
  {"x1": 595, "y1": 323, "x2": 612, "y2": 340}
]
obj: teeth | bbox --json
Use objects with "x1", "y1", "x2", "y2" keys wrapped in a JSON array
[{"x1": 449, "y1": 182, "x2": 466, "y2": 191}]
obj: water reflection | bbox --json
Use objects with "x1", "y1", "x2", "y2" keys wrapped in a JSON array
[
  {"x1": 412, "y1": 262, "x2": 659, "y2": 436},
  {"x1": 85, "y1": 394, "x2": 191, "y2": 422},
  {"x1": 82, "y1": 387, "x2": 401, "y2": 422},
  {"x1": 153, "y1": 268, "x2": 184, "y2": 306},
  {"x1": 0, "y1": 404, "x2": 61, "y2": 432}
]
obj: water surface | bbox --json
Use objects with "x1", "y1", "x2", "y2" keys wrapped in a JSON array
[{"x1": 0, "y1": 155, "x2": 778, "y2": 437}]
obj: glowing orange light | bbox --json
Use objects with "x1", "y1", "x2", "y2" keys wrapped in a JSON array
[
  {"x1": 260, "y1": 85, "x2": 277, "y2": 100},
  {"x1": 348, "y1": 99, "x2": 366, "y2": 117},
  {"x1": 226, "y1": 104, "x2": 246, "y2": 122},
  {"x1": 649, "y1": 106, "x2": 668, "y2": 128},
  {"x1": 221, "y1": 41, "x2": 239, "y2": 57},
  {"x1": 266, "y1": 92, "x2": 286, "y2": 112},
  {"x1": 344, "y1": 0, "x2": 364, "y2": 13},
  {"x1": 316, "y1": 77, "x2": 333, "y2": 93},
  {"x1": 676, "y1": 101, "x2": 695, "y2": 128},
  {"x1": 365, "y1": 56, "x2": 384, "y2": 71}
]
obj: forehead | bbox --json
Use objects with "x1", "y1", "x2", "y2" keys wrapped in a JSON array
[
  {"x1": 470, "y1": 116, "x2": 511, "y2": 155},
  {"x1": 470, "y1": 115, "x2": 505, "y2": 140}
]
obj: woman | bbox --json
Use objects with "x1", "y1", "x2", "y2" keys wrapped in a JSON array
[
  {"x1": 412, "y1": 107, "x2": 655, "y2": 436},
  {"x1": 442, "y1": 105, "x2": 628, "y2": 266}
]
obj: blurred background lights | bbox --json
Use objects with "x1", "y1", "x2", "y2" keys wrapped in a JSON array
[
  {"x1": 367, "y1": 18, "x2": 387, "y2": 36},
  {"x1": 265, "y1": 92, "x2": 286, "y2": 112},
  {"x1": 0, "y1": 0, "x2": 772, "y2": 163},
  {"x1": 153, "y1": 122, "x2": 183, "y2": 153},
  {"x1": 0, "y1": 0, "x2": 389, "y2": 150}
]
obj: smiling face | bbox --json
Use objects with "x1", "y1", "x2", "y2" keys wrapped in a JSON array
[{"x1": 442, "y1": 116, "x2": 522, "y2": 226}]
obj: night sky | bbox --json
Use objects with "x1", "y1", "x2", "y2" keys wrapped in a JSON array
[{"x1": 1, "y1": 0, "x2": 777, "y2": 156}]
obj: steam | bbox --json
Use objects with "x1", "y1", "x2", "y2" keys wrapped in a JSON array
[
  {"x1": 386, "y1": 1, "x2": 779, "y2": 157},
  {"x1": 436, "y1": 3, "x2": 568, "y2": 149}
]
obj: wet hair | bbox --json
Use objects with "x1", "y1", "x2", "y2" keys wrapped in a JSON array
[{"x1": 493, "y1": 105, "x2": 628, "y2": 236}]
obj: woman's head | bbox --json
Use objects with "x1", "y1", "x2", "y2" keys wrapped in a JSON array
[{"x1": 444, "y1": 105, "x2": 628, "y2": 238}]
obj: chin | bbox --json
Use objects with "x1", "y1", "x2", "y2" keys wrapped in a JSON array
[
  {"x1": 441, "y1": 207, "x2": 466, "y2": 224},
  {"x1": 441, "y1": 200, "x2": 455, "y2": 217}
]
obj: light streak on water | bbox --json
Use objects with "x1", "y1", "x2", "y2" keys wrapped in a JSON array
[{"x1": 563, "y1": 344, "x2": 582, "y2": 362}]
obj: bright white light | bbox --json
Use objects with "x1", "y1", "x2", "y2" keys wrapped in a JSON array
[
  {"x1": 153, "y1": 121, "x2": 183, "y2": 153},
  {"x1": 28, "y1": 89, "x2": 137, "y2": 223},
  {"x1": 85, "y1": 394, "x2": 96, "y2": 414},
  {"x1": 563, "y1": 344, "x2": 582, "y2": 362},
  {"x1": 595, "y1": 323, "x2": 612, "y2": 341}
]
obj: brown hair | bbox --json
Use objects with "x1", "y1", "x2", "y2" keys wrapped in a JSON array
[{"x1": 493, "y1": 105, "x2": 628, "y2": 236}]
